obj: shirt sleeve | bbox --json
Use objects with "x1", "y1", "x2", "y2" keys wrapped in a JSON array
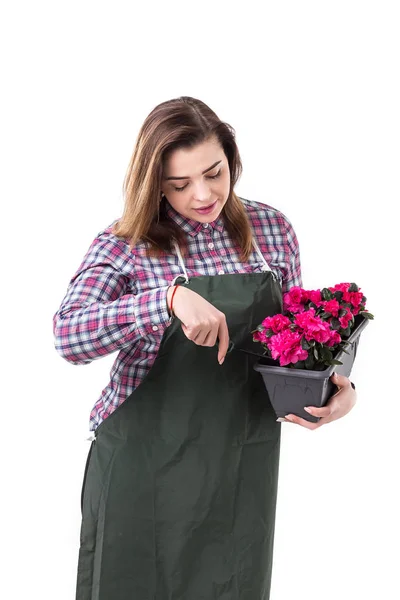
[
  {"x1": 282, "y1": 214, "x2": 303, "y2": 294},
  {"x1": 52, "y1": 235, "x2": 172, "y2": 365}
]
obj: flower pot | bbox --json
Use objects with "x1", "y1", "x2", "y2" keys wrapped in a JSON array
[{"x1": 253, "y1": 314, "x2": 369, "y2": 423}]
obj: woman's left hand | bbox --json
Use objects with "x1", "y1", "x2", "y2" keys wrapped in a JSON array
[{"x1": 279, "y1": 373, "x2": 357, "y2": 430}]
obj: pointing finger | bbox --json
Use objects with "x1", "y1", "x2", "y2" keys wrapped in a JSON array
[{"x1": 217, "y1": 320, "x2": 229, "y2": 365}]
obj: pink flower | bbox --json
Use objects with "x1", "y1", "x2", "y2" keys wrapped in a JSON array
[
  {"x1": 283, "y1": 287, "x2": 307, "y2": 314},
  {"x1": 343, "y1": 290, "x2": 364, "y2": 309},
  {"x1": 307, "y1": 289, "x2": 322, "y2": 305},
  {"x1": 323, "y1": 299, "x2": 340, "y2": 317},
  {"x1": 288, "y1": 286, "x2": 304, "y2": 303},
  {"x1": 294, "y1": 308, "x2": 332, "y2": 344},
  {"x1": 339, "y1": 307, "x2": 353, "y2": 329},
  {"x1": 329, "y1": 282, "x2": 351, "y2": 294},
  {"x1": 329, "y1": 283, "x2": 363, "y2": 310},
  {"x1": 268, "y1": 330, "x2": 309, "y2": 366},
  {"x1": 326, "y1": 330, "x2": 342, "y2": 347},
  {"x1": 253, "y1": 330, "x2": 268, "y2": 344},
  {"x1": 283, "y1": 300, "x2": 305, "y2": 314},
  {"x1": 261, "y1": 314, "x2": 291, "y2": 333}
]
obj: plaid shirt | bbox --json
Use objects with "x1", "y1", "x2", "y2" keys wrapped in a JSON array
[{"x1": 53, "y1": 197, "x2": 302, "y2": 431}]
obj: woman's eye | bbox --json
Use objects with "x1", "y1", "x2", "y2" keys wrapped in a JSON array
[
  {"x1": 207, "y1": 169, "x2": 221, "y2": 180},
  {"x1": 173, "y1": 170, "x2": 221, "y2": 192}
]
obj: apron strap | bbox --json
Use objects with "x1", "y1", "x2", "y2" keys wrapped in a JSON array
[
  {"x1": 172, "y1": 241, "x2": 190, "y2": 285},
  {"x1": 252, "y1": 238, "x2": 272, "y2": 272}
]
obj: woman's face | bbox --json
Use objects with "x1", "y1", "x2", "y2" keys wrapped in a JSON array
[{"x1": 161, "y1": 136, "x2": 231, "y2": 223}]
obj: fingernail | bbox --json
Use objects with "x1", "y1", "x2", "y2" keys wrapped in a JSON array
[
  {"x1": 285, "y1": 415, "x2": 294, "y2": 421},
  {"x1": 304, "y1": 407, "x2": 312, "y2": 413},
  {"x1": 219, "y1": 357, "x2": 225, "y2": 365},
  {"x1": 276, "y1": 418, "x2": 286, "y2": 422}
]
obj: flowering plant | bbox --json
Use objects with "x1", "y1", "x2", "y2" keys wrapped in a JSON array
[{"x1": 253, "y1": 282, "x2": 374, "y2": 370}]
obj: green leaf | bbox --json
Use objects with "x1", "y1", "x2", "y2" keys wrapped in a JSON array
[
  {"x1": 337, "y1": 343, "x2": 350, "y2": 354},
  {"x1": 320, "y1": 347, "x2": 333, "y2": 361},
  {"x1": 292, "y1": 360, "x2": 306, "y2": 369},
  {"x1": 331, "y1": 318, "x2": 341, "y2": 331},
  {"x1": 338, "y1": 309, "x2": 348, "y2": 317},
  {"x1": 301, "y1": 338, "x2": 311, "y2": 350},
  {"x1": 333, "y1": 291, "x2": 343, "y2": 301},
  {"x1": 330, "y1": 359, "x2": 344, "y2": 365},
  {"x1": 313, "y1": 347, "x2": 319, "y2": 360},
  {"x1": 360, "y1": 311, "x2": 374, "y2": 320},
  {"x1": 349, "y1": 283, "x2": 359, "y2": 292},
  {"x1": 320, "y1": 311, "x2": 331, "y2": 319},
  {"x1": 322, "y1": 288, "x2": 333, "y2": 301},
  {"x1": 314, "y1": 362, "x2": 327, "y2": 371},
  {"x1": 305, "y1": 354, "x2": 315, "y2": 369}
]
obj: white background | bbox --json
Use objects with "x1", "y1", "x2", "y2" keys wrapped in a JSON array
[{"x1": 1, "y1": 1, "x2": 399, "y2": 598}]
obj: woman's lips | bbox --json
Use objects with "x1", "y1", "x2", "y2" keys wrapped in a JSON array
[{"x1": 193, "y1": 201, "x2": 217, "y2": 215}]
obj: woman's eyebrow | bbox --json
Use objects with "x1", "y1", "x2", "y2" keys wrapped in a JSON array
[{"x1": 164, "y1": 160, "x2": 222, "y2": 181}]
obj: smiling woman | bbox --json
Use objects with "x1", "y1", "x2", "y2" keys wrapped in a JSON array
[{"x1": 52, "y1": 95, "x2": 357, "y2": 600}]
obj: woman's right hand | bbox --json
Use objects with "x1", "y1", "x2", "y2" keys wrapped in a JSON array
[{"x1": 167, "y1": 286, "x2": 230, "y2": 365}]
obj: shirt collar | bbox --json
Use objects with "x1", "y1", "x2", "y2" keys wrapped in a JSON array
[{"x1": 165, "y1": 200, "x2": 225, "y2": 237}]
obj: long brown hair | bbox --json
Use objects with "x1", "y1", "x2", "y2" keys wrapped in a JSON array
[{"x1": 112, "y1": 96, "x2": 253, "y2": 261}]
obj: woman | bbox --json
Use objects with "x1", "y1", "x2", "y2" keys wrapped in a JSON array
[{"x1": 53, "y1": 96, "x2": 357, "y2": 599}]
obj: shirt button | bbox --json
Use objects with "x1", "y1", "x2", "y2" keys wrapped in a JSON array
[
  {"x1": 203, "y1": 223, "x2": 209, "y2": 228},
  {"x1": 208, "y1": 242, "x2": 214, "y2": 250},
  {"x1": 152, "y1": 325, "x2": 159, "y2": 332}
]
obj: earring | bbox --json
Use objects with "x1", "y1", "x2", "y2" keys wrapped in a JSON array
[{"x1": 160, "y1": 192, "x2": 165, "y2": 203}]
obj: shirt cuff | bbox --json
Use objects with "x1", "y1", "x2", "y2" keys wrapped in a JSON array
[{"x1": 133, "y1": 285, "x2": 173, "y2": 337}]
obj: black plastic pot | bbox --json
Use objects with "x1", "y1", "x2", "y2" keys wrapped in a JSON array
[{"x1": 253, "y1": 314, "x2": 369, "y2": 423}]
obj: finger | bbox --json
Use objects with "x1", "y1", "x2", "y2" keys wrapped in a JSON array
[
  {"x1": 284, "y1": 414, "x2": 322, "y2": 430},
  {"x1": 203, "y1": 329, "x2": 218, "y2": 347},
  {"x1": 182, "y1": 324, "x2": 218, "y2": 347},
  {"x1": 303, "y1": 405, "x2": 333, "y2": 419},
  {"x1": 217, "y1": 318, "x2": 229, "y2": 364},
  {"x1": 193, "y1": 328, "x2": 212, "y2": 345},
  {"x1": 330, "y1": 372, "x2": 351, "y2": 389},
  {"x1": 181, "y1": 323, "x2": 201, "y2": 342}
]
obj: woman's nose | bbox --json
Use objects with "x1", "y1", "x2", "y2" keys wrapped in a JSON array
[{"x1": 192, "y1": 180, "x2": 212, "y2": 202}]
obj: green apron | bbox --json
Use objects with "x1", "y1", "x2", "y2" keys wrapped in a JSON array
[{"x1": 76, "y1": 239, "x2": 283, "y2": 600}]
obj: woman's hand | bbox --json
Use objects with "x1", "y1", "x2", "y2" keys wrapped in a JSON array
[
  {"x1": 168, "y1": 286, "x2": 230, "y2": 364},
  {"x1": 278, "y1": 373, "x2": 357, "y2": 430}
]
